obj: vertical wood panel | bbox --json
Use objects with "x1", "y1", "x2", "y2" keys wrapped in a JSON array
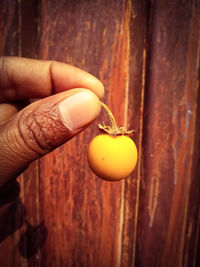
[
  {"x1": 136, "y1": 1, "x2": 200, "y2": 266},
  {"x1": 0, "y1": 0, "x2": 18, "y2": 56},
  {"x1": 37, "y1": 1, "x2": 144, "y2": 266},
  {"x1": 0, "y1": 1, "x2": 21, "y2": 265},
  {"x1": 121, "y1": 1, "x2": 148, "y2": 266},
  {"x1": 0, "y1": 0, "x2": 41, "y2": 266}
]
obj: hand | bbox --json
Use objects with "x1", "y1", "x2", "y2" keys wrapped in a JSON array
[{"x1": 0, "y1": 57, "x2": 104, "y2": 187}]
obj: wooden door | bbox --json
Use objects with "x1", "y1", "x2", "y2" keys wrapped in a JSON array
[{"x1": 0, "y1": 0, "x2": 200, "y2": 266}]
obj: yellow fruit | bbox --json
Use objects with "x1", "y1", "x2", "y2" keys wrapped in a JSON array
[{"x1": 87, "y1": 134, "x2": 137, "y2": 181}]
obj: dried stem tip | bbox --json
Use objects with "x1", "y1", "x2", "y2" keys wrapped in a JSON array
[{"x1": 98, "y1": 102, "x2": 134, "y2": 136}]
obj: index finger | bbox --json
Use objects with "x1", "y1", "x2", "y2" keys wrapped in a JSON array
[{"x1": 0, "y1": 57, "x2": 104, "y2": 102}]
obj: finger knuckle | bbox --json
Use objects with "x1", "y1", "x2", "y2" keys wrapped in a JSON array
[{"x1": 18, "y1": 105, "x2": 66, "y2": 155}]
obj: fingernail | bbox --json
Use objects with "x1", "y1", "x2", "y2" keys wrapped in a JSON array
[{"x1": 58, "y1": 91, "x2": 101, "y2": 131}]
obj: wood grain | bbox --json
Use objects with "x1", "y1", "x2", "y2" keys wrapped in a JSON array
[
  {"x1": 0, "y1": 0, "x2": 200, "y2": 266},
  {"x1": 0, "y1": 0, "x2": 40, "y2": 266},
  {"x1": 38, "y1": 1, "x2": 140, "y2": 266},
  {"x1": 136, "y1": 1, "x2": 200, "y2": 267}
]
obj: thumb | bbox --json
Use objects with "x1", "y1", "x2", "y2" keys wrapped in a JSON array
[{"x1": 0, "y1": 89, "x2": 101, "y2": 186}]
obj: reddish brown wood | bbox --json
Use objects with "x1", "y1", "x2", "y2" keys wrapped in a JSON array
[
  {"x1": 37, "y1": 1, "x2": 144, "y2": 266},
  {"x1": 0, "y1": 0, "x2": 18, "y2": 56},
  {"x1": 120, "y1": 1, "x2": 148, "y2": 266},
  {"x1": 0, "y1": 0, "x2": 200, "y2": 266},
  {"x1": 136, "y1": 1, "x2": 200, "y2": 267},
  {"x1": 0, "y1": 0, "x2": 40, "y2": 266}
]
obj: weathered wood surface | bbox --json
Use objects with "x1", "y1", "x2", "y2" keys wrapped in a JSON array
[
  {"x1": 136, "y1": 1, "x2": 200, "y2": 266},
  {"x1": 0, "y1": 0, "x2": 200, "y2": 266}
]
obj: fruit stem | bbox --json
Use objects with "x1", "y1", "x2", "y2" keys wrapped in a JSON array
[
  {"x1": 100, "y1": 102, "x2": 119, "y2": 134},
  {"x1": 99, "y1": 102, "x2": 134, "y2": 136}
]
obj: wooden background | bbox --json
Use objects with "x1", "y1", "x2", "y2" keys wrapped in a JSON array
[{"x1": 0, "y1": 0, "x2": 200, "y2": 266}]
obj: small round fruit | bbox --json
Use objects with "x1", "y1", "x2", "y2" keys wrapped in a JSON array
[{"x1": 87, "y1": 134, "x2": 137, "y2": 181}]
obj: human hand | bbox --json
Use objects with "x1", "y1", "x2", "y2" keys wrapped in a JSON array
[{"x1": 0, "y1": 57, "x2": 104, "y2": 188}]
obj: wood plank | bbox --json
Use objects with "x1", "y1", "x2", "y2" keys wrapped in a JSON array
[
  {"x1": 38, "y1": 1, "x2": 138, "y2": 266},
  {"x1": 120, "y1": 0, "x2": 149, "y2": 266},
  {"x1": 0, "y1": 0, "x2": 18, "y2": 56},
  {"x1": 37, "y1": 1, "x2": 146, "y2": 266},
  {"x1": 0, "y1": 0, "x2": 40, "y2": 266},
  {"x1": 0, "y1": 2, "x2": 22, "y2": 264},
  {"x1": 135, "y1": 1, "x2": 200, "y2": 266}
]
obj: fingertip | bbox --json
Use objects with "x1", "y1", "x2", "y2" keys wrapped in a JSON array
[
  {"x1": 87, "y1": 74, "x2": 105, "y2": 100},
  {"x1": 94, "y1": 80, "x2": 104, "y2": 100}
]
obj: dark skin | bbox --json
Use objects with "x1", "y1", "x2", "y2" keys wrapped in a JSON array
[{"x1": 0, "y1": 57, "x2": 104, "y2": 188}]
